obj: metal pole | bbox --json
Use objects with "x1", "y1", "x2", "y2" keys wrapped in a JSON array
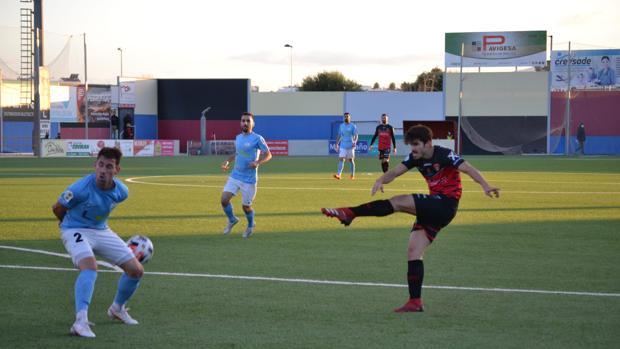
[
  {"x1": 457, "y1": 42, "x2": 464, "y2": 155},
  {"x1": 116, "y1": 48, "x2": 122, "y2": 139},
  {"x1": 33, "y1": 27, "x2": 41, "y2": 157},
  {"x1": 84, "y1": 33, "x2": 88, "y2": 139},
  {"x1": 546, "y1": 35, "x2": 553, "y2": 154},
  {"x1": 284, "y1": 44, "x2": 293, "y2": 87},
  {"x1": 565, "y1": 41, "x2": 572, "y2": 155}
]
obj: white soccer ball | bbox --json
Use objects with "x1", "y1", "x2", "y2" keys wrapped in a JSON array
[{"x1": 126, "y1": 235, "x2": 154, "y2": 264}]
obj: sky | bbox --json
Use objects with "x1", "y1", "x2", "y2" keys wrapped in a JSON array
[{"x1": 1, "y1": 0, "x2": 619, "y2": 91}]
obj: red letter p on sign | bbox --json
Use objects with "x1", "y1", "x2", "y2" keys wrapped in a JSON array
[{"x1": 483, "y1": 35, "x2": 505, "y2": 50}]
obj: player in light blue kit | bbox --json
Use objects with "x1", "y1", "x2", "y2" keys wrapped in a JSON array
[
  {"x1": 221, "y1": 112, "x2": 272, "y2": 238},
  {"x1": 333, "y1": 112, "x2": 358, "y2": 180},
  {"x1": 52, "y1": 147, "x2": 144, "y2": 338}
]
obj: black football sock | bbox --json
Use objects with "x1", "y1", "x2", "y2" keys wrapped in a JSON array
[
  {"x1": 349, "y1": 200, "x2": 394, "y2": 217},
  {"x1": 407, "y1": 260, "x2": 424, "y2": 299},
  {"x1": 381, "y1": 162, "x2": 389, "y2": 173}
]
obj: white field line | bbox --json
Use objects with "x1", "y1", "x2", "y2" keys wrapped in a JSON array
[
  {"x1": 1, "y1": 263, "x2": 618, "y2": 298},
  {"x1": 125, "y1": 176, "x2": 620, "y2": 195},
  {"x1": 0, "y1": 245, "x2": 121, "y2": 271}
]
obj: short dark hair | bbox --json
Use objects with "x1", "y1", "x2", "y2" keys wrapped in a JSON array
[
  {"x1": 242, "y1": 112, "x2": 254, "y2": 119},
  {"x1": 344, "y1": 112, "x2": 350, "y2": 117},
  {"x1": 601, "y1": 56, "x2": 610, "y2": 61},
  {"x1": 98, "y1": 147, "x2": 122, "y2": 165},
  {"x1": 381, "y1": 113, "x2": 387, "y2": 117},
  {"x1": 405, "y1": 125, "x2": 433, "y2": 144}
]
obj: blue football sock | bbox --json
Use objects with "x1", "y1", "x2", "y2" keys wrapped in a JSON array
[
  {"x1": 223, "y1": 203, "x2": 236, "y2": 223},
  {"x1": 350, "y1": 161, "x2": 356, "y2": 176},
  {"x1": 113, "y1": 273, "x2": 141, "y2": 306},
  {"x1": 337, "y1": 160, "x2": 344, "y2": 175},
  {"x1": 245, "y1": 210, "x2": 255, "y2": 227},
  {"x1": 75, "y1": 269, "x2": 97, "y2": 313}
]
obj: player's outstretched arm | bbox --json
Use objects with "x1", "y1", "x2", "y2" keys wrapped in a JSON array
[
  {"x1": 457, "y1": 161, "x2": 500, "y2": 198},
  {"x1": 371, "y1": 163, "x2": 408, "y2": 196}
]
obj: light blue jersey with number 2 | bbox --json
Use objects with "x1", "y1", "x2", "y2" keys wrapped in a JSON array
[{"x1": 58, "y1": 173, "x2": 128, "y2": 230}]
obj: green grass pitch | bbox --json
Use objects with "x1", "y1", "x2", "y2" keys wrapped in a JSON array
[{"x1": 1, "y1": 155, "x2": 619, "y2": 348}]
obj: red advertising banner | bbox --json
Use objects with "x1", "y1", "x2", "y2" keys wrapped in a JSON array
[{"x1": 267, "y1": 140, "x2": 288, "y2": 156}]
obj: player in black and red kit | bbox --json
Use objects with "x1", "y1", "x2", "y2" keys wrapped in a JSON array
[
  {"x1": 321, "y1": 125, "x2": 500, "y2": 313},
  {"x1": 369, "y1": 113, "x2": 397, "y2": 173}
]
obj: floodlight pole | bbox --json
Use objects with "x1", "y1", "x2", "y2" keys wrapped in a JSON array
[
  {"x1": 546, "y1": 35, "x2": 553, "y2": 154},
  {"x1": 565, "y1": 41, "x2": 572, "y2": 156},
  {"x1": 200, "y1": 106, "x2": 211, "y2": 155},
  {"x1": 33, "y1": 27, "x2": 41, "y2": 157},
  {"x1": 284, "y1": 44, "x2": 293, "y2": 87},
  {"x1": 457, "y1": 42, "x2": 464, "y2": 155},
  {"x1": 116, "y1": 48, "x2": 122, "y2": 140},
  {"x1": 84, "y1": 33, "x2": 89, "y2": 139}
]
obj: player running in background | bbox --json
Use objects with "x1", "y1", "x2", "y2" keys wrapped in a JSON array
[
  {"x1": 333, "y1": 112, "x2": 358, "y2": 180},
  {"x1": 322, "y1": 125, "x2": 500, "y2": 312},
  {"x1": 52, "y1": 147, "x2": 144, "y2": 338},
  {"x1": 369, "y1": 113, "x2": 397, "y2": 173},
  {"x1": 221, "y1": 112, "x2": 272, "y2": 238}
]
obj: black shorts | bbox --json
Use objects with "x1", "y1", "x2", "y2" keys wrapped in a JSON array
[
  {"x1": 412, "y1": 194, "x2": 459, "y2": 242},
  {"x1": 378, "y1": 148, "x2": 391, "y2": 160}
]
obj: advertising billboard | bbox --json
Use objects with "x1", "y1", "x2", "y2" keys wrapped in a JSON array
[
  {"x1": 550, "y1": 49, "x2": 619, "y2": 90},
  {"x1": 445, "y1": 31, "x2": 547, "y2": 67}
]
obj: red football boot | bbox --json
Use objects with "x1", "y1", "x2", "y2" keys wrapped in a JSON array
[
  {"x1": 320, "y1": 207, "x2": 355, "y2": 226},
  {"x1": 394, "y1": 298, "x2": 424, "y2": 313}
]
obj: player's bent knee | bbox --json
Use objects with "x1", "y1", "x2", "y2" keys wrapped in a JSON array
[
  {"x1": 122, "y1": 259, "x2": 144, "y2": 278},
  {"x1": 390, "y1": 195, "x2": 416, "y2": 213},
  {"x1": 77, "y1": 256, "x2": 98, "y2": 271}
]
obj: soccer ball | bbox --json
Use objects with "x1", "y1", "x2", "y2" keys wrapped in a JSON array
[{"x1": 126, "y1": 235, "x2": 154, "y2": 264}]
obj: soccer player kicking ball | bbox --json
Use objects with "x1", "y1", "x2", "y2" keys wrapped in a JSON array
[
  {"x1": 52, "y1": 147, "x2": 144, "y2": 337},
  {"x1": 322, "y1": 125, "x2": 500, "y2": 312}
]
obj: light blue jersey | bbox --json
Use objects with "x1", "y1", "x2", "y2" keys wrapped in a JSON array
[
  {"x1": 231, "y1": 132, "x2": 269, "y2": 184},
  {"x1": 58, "y1": 173, "x2": 128, "y2": 230},
  {"x1": 338, "y1": 123, "x2": 358, "y2": 149}
]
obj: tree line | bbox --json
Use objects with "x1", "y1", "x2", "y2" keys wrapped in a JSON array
[{"x1": 298, "y1": 68, "x2": 443, "y2": 92}]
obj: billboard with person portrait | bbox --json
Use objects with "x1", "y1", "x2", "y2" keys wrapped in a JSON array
[{"x1": 551, "y1": 49, "x2": 620, "y2": 91}]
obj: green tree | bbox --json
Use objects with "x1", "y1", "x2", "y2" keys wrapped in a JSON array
[
  {"x1": 299, "y1": 71, "x2": 363, "y2": 91},
  {"x1": 388, "y1": 82, "x2": 396, "y2": 90},
  {"x1": 401, "y1": 67, "x2": 443, "y2": 91},
  {"x1": 373, "y1": 82, "x2": 380, "y2": 89}
]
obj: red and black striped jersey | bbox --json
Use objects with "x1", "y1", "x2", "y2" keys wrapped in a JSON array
[
  {"x1": 370, "y1": 124, "x2": 396, "y2": 150},
  {"x1": 401, "y1": 146, "x2": 465, "y2": 200}
]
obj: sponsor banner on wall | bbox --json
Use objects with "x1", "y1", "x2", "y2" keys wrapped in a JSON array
[
  {"x1": 266, "y1": 140, "x2": 288, "y2": 156},
  {"x1": 134, "y1": 140, "x2": 155, "y2": 156},
  {"x1": 42, "y1": 140, "x2": 67, "y2": 157},
  {"x1": 117, "y1": 140, "x2": 134, "y2": 157},
  {"x1": 154, "y1": 140, "x2": 175, "y2": 156},
  {"x1": 87, "y1": 85, "x2": 112, "y2": 122},
  {"x1": 66, "y1": 140, "x2": 94, "y2": 157},
  {"x1": 120, "y1": 81, "x2": 136, "y2": 107},
  {"x1": 51, "y1": 86, "x2": 78, "y2": 122},
  {"x1": 445, "y1": 31, "x2": 547, "y2": 67},
  {"x1": 41, "y1": 140, "x2": 178, "y2": 157},
  {"x1": 328, "y1": 140, "x2": 369, "y2": 154},
  {"x1": 550, "y1": 49, "x2": 620, "y2": 90}
]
